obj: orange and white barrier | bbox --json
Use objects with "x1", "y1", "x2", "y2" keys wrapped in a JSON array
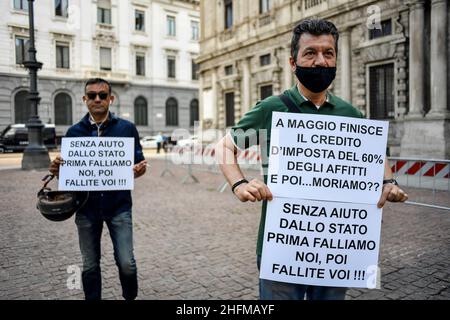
[{"x1": 389, "y1": 159, "x2": 450, "y2": 178}]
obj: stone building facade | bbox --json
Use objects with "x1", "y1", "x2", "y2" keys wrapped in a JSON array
[
  {"x1": 0, "y1": 0, "x2": 200, "y2": 138},
  {"x1": 197, "y1": 0, "x2": 449, "y2": 158}
]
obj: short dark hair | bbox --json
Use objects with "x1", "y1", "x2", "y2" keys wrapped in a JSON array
[
  {"x1": 84, "y1": 78, "x2": 112, "y2": 94},
  {"x1": 291, "y1": 19, "x2": 339, "y2": 61}
]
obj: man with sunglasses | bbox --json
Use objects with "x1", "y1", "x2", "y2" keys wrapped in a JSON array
[{"x1": 49, "y1": 78, "x2": 147, "y2": 300}]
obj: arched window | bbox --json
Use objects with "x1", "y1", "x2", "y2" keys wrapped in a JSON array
[
  {"x1": 189, "y1": 99, "x2": 199, "y2": 127},
  {"x1": 166, "y1": 97, "x2": 178, "y2": 126},
  {"x1": 54, "y1": 92, "x2": 72, "y2": 125},
  {"x1": 134, "y1": 96, "x2": 148, "y2": 126},
  {"x1": 14, "y1": 90, "x2": 32, "y2": 123}
]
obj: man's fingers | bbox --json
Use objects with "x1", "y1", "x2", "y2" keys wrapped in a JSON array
[
  {"x1": 378, "y1": 185, "x2": 409, "y2": 208},
  {"x1": 243, "y1": 190, "x2": 256, "y2": 202},
  {"x1": 256, "y1": 183, "x2": 267, "y2": 199},
  {"x1": 377, "y1": 187, "x2": 390, "y2": 208},
  {"x1": 247, "y1": 185, "x2": 262, "y2": 201},
  {"x1": 396, "y1": 188, "x2": 408, "y2": 202},
  {"x1": 234, "y1": 179, "x2": 273, "y2": 202},
  {"x1": 387, "y1": 188, "x2": 398, "y2": 201},
  {"x1": 250, "y1": 179, "x2": 273, "y2": 201},
  {"x1": 400, "y1": 189, "x2": 409, "y2": 202}
]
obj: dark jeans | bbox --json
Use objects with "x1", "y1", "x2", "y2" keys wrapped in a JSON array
[
  {"x1": 257, "y1": 255, "x2": 347, "y2": 300},
  {"x1": 75, "y1": 210, "x2": 137, "y2": 300}
]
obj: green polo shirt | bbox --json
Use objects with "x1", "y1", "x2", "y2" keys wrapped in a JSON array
[{"x1": 230, "y1": 85, "x2": 364, "y2": 256}]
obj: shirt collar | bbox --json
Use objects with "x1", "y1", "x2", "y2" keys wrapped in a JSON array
[
  {"x1": 82, "y1": 112, "x2": 118, "y2": 127},
  {"x1": 90, "y1": 111, "x2": 112, "y2": 124},
  {"x1": 290, "y1": 85, "x2": 336, "y2": 109},
  {"x1": 298, "y1": 88, "x2": 329, "y2": 109}
]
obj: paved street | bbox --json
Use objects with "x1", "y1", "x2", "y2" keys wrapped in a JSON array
[{"x1": 0, "y1": 156, "x2": 449, "y2": 300}]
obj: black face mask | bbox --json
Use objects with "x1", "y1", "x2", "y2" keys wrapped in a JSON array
[{"x1": 294, "y1": 65, "x2": 336, "y2": 93}]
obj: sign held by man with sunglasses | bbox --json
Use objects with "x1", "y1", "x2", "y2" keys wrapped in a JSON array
[{"x1": 58, "y1": 136, "x2": 135, "y2": 191}]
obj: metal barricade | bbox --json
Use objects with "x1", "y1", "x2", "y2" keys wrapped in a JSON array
[
  {"x1": 389, "y1": 157, "x2": 450, "y2": 211},
  {"x1": 160, "y1": 148, "x2": 450, "y2": 211}
]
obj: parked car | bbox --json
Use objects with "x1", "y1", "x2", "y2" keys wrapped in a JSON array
[
  {"x1": 0, "y1": 123, "x2": 57, "y2": 152},
  {"x1": 140, "y1": 135, "x2": 158, "y2": 149},
  {"x1": 177, "y1": 135, "x2": 198, "y2": 147}
]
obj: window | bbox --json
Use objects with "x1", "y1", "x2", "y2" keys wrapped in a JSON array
[
  {"x1": 14, "y1": 0, "x2": 28, "y2": 11},
  {"x1": 191, "y1": 21, "x2": 199, "y2": 41},
  {"x1": 192, "y1": 59, "x2": 199, "y2": 81},
  {"x1": 55, "y1": 0, "x2": 69, "y2": 17},
  {"x1": 134, "y1": 97, "x2": 148, "y2": 126},
  {"x1": 167, "y1": 16, "x2": 176, "y2": 36},
  {"x1": 135, "y1": 10, "x2": 145, "y2": 31},
  {"x1": 56, "y1": 43, "x2": 70, "y2": 69},
  {"x1": 224, "y1": 0, "x2": 233, "y2": 30},
  {"x1": 166, "y1": 98, "x2": 178, "y2": 126},
  {"x1": 54, "y1": 92, "x2": 72, "y2": 125},
  {"x1": 136, "y1": 53, "x2": 145, "y2": 76},
  {"x1": 225, "y1": 92, "x2": 235, "y2": 127},
  {"x1": 98, "y1": 8, "x2": 111, "y2": 24},
  {"x1": 224, "y1": 65, "x2": 233, "y2": 76},
  {"x1": 369, "y1": 19, "x2": 392, "y2": 40},
  {"x1": 260, "y1": 54, "x2": 271, "y2": 66},
  {"x1": 190, "y1": 99, "x2": 199, "y2": 127},
  {"x1": 14, "y1": 90, "x2": 32, "y2": 123},
  {"x1": 167, "y1": 56, "x2": 176, "y2": 79},
  {"x1": 260, "y1": 85, "x2": 273, "y2": 100},
  {"x1": 260, "y1": 0, "x2": 271, "y2": 14},
  {"x1": 369, "y1": 63, "x2": 394, "y2": 119},
  {"x1": 99, "y1": 47, "x2": 112, "y2": 71},
  {"x1": 15, "y1": 37, "x2": 29, "y2": 65},
  {"x1": 97, "y1": 0, "x2": 111, "y2": 24}
]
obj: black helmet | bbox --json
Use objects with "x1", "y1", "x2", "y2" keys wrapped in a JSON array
[{"x1": 37, "y1": 174, "x2": 88, "y2": 222}]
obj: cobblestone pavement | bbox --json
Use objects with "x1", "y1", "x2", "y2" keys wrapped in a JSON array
[{"x1": 0, "y1": 159, "x2": 448, "y2": 300}]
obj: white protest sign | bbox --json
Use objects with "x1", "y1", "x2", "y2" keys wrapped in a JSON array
[
  {"x1": 260, "y1": 197, "x2": 382, "y2": 288},
  {"x1": 59, "y1": 137, "x2": 134, "y2": 191},
  {"x1": 267, "y1": 112, "x2": 389, "y2": 204}
]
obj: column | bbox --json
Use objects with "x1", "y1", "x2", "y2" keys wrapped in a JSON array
[
  {"x1": 428, "y1": 0, "x2": 448, "y2": 116},
  {"x1": 407, "y1": 0, "x2": 425, "y2": 117},
  {"x1": 241, "y1": 57, "x2": 251, "y2": 114},
  {"x1": 284, "y1": 46, "x2": 293, "y2": 90},
  {"x1": 211, "y1": 67, "x2": 219, "y2": 129},
  {"x1": 340, "y1": 29, "x2": 352, "y2": 102},
  {"x1": 198, "y1": 70, "x2": 205, "y2": 129}
]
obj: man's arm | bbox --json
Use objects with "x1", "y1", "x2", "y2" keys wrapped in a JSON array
[
  {"x1": 377, "y1": 158, "x2": 408, "y2": 208},
  {"x1": 215, "y1": 134, "x2": 272, "y2": 202}
]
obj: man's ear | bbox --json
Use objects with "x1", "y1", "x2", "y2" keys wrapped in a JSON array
[
  {"x1": 109, "y1": 96, "x2": 115, "y2": 105},
  {"x1": 289, "y1": 56, "x2": 297, "y2": 72}
]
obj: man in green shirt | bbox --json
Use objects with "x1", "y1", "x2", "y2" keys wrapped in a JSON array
[{"x1": 215, "y1": 19, "x2": 408, "y2": 300}]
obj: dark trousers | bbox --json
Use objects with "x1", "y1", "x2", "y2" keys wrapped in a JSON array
[
  {"x1": 257, "y1": 255, "x2": 347, "y2": 300},
  {"x1": 75, "y1": 210, "x2": 138, "y2": 300}
]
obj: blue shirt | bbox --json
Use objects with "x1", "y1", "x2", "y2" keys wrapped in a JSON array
[{"x1": 65, "y1": 112, "x2": 145, "y2": 217}]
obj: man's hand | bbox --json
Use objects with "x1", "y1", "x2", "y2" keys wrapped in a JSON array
[
  {"x1": 234, "y1": 178, "x2": 273, "y2": 202},
  {"x1": 49, "y1": 156, "x2": 63, "y2": 177},
  {"x1": 134, "y1": 160, "x2": 147, "y2": 178},
  {"x1": 377, "y1": 183, "x2": 408, "y2": 208}
]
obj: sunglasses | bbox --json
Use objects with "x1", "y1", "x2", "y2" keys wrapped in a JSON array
[{"x1": 86, "y1": 92, "x2": 109, "y2": 100}]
